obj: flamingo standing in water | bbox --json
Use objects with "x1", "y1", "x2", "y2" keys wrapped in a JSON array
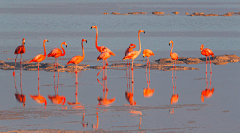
[
  {"x1": 91, "y1": 25, "x2": 115, "y2": 78},
  {"x1": 200, "y1": 44, "x2": 214, "y2": 74},
  {"x1": 29, "y1": 39, "x2": 49, "y2": 91},
  {"x1": 13, "y1": 38, "x2": 26, "y2": 76},
  {"x1": 67, "y1": 39, "x2": 87, "y2": 84},
  {"x1": 143, "y1": 49, "x2": 154, "y2": 84},
  {"x1": 96, "y1": 47, "x2": 112, "y2": 78},
  {"x1": 123, "y1": 30, "x2": 145, "y2": 83},
  {"x1": 169, "y1": 40, "x2": 178, "y2": 79},
  {"x1": 125, "y1": 44, "x2": 136, "y2": 76},
  {"x1": 47, "y1": 42, "x2": 67, "y2": 77}
]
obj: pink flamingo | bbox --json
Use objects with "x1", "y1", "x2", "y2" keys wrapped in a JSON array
[
  {"x1": 67, "y1": 39, "x2": 87, "y2": 84},
  {"x1": 200, "y1": 44, "x2": 214, "y2": 74},
  {"x1": 96, "y1": 47, "x2": 112, "y2": 78},
  {"x1": 29, "y1": 39, "x2": 49, "y2": 92},
  {"x1": 143, "y1": 49, "x2": 154, "y2": 84},
  {"x1": 123, "y1": 30, "x2": 145, "y2": 83},
  {"x1": 13, "y1": 38, "x2": 25, "y2": 76},
  {"x1": 125, "y1": 44, "x2": 136, "y2": 76},
  {"x1": 169, "y1": 40, "x2": 178, "y2": 79},
  {"x1": 47, "y1": 42, "x2": 67, "y2": 77}
]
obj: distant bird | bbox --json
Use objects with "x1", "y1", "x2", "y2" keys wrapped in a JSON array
[
  {"x1": 13, "y1": 38, "x2": 26, "y2": 76},
  {"x1": 91, "y1": 26, "x2": 115, "y2": 56},
  {"x1": 169, "y1": 40, "x2": 178, "y2": 79},
  {"x1": 47, "y1": 42, "x2": 67, "y2": 77},
  {"x1": 67, "y1": 39, "x2": 87, "y2": 84},
  {"x1": 123, "y1": 30, "x2": 145, "y2": 69},
  {"x1": 200, "y1": 44, "x2": 214, "y2": 73},
  {"x1": 29, "y1": 39, "x2": 49, "y2": 82}
]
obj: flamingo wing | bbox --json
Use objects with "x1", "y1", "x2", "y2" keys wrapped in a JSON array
[
  {"x1": 47, "y1": 48, "x2": 62, "y2": 58},
  {"x1": 14, "y1": 45, "x2": 25, "y2": 54},
  {"x1": 171, "y1": 52, "x2": 178, "y2": 60},
  {"x1": 143, "y1": 49, "x2": 154, "y2": 57},
  {"x1": 97, "y1": 52, "x2": 111, "y2": 61},
  {"x1": 99, "y1": 46, "x2": 115, "y2": 56},
  {"x1": 67, "y1": 55, "x2": 84, "y2": 65},
  {"x1": 123, "y1": 51, "x2": 140, "y2": 60},
  {"x1": 30, "y1": 54, "x2": 46, "y2": 63}
]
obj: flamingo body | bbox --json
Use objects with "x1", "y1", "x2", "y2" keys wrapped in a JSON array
[
  {"x1": 47, "y1": 48, "x2": 63, "y2": 58},
  {"x1": 48, "y1": 95, "x2": 66, "y2": 105},
  {"x1": 30, "y1": 95, "x2": 47, "y2": 106},
  {"x1": 123, "y1": 51, "x2": 140, "y2": 61},
  {"x1": 170, "y1": 52, "x2": 178, "y2": 60},
  {"x1": 170, "y1": 94, "x2": 178, "y2": 104},
  {"x1": 201, "y1": 45, "x2": 214, "y2": 57},
  {"x1": 67, "y1": 56, "x2": 84, "y2": 65},
  {"x1": 14, "y1": 38, "x2": 25, "y2": 54},
  {"x1": 97, "y1": 52, "x2": 111, "y2": 61},
  {"x1": 29, "y1": 54, "x2": 46, "y2": 63},
  {"x1": 143, "y1": 49, "x2": 154, "y2": 57},
  {"x1": 143, "y1": 88, "x2": 155, "y2": 98},
  {"x1": 97, "y1": 97, "x2": 115, "y2": 105},
  {"x1": 125, "y1": 44, "x2": 136, "y2": 56},
  {"x1": 125, "y1": 91, "x2": 136, "y2": 105}
]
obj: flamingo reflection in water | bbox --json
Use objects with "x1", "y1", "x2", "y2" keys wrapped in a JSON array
[
  {"x1": 97, "y1": 78, "x2": 115, "y2": 106},
  {"x1": 125, "y1": 67, "x2": 136, "y2": 106},
  {"x1": 67, "y1": 72, "x2": 84, "y2": 109},
  {"x1": 129, "y1": 110, "x2": 142, "y2": 129},
  {"x1": 171, "y1": 68, "x2": 178, "y2": 105},
  {"x1": 14, "y1": 65, "x2": 26, "y2": 107},
  {"x1": 143, "y1": 49, "x2": 155, "y2": 98},
  {"x1": 201, "y1": 64, "x2": 214, "y2": 102},
  {"x1": 48, "y1": 71, "x2": 66, "y2": 106}
]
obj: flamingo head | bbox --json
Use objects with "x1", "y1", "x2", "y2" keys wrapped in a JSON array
[
  {"x1": 169, "y1": 40, "x2": 173, "y2": 46},
  {"x1": 82, "y1": 39, "x2": 87, "y2": 43},
  {"x1": 22, "y1": 38, "x2": 25, "y2": 45},
  {"x1": 91, "y1": 26, "x2": 97, "y2": 29},
  {"x1": 130, "y1": 43, "x2": 136, "y2": 48},
  {"x1": 139, "y1": 30, "x2": 145, "y2": 34},
  {"x1": 200, "y1": 44, "x2": 204, "y2": 51},
  {"x1": 102, "y1": 47, "x2": 107, "y2": 52},
  {"x1": 44, "y1": 39, "x2": 49, "y2": 43},
  {"x1": 62, "y1": 42, "x2": 67, "y2": 48}
]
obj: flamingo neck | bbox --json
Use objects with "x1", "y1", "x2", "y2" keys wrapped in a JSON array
[
  {"x1": 62, "y1": 97, "x2": 66, "y2": 105},
  {"x1": 43, "y1": 41, "x2": 46, "y2": 57},
  {"x1": 61, "y1": 42, "x2": 65, "y2": 56},
  {"x1": 170, "y1": 42, "x2": 173, "y2": 55},
  {"x1": 81, "y1": 40, "x2": 85, "y2": 58},
  {"x1": 44, "y1": 100, "x2": 47, "y2": 106},
  {"x1": 138, "y1": 32, "x2": 141, "y2": 52},
  {"x1": 95, "y1": 28, "x2": 100, "y2": 50}
]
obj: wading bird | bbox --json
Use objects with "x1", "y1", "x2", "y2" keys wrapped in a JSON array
[
  {"x1": 200, "y1": 44, "x2": 214, "y2": 74},
  {"x1": 13, "y1": 38, "x2": 26, "y2": 76}
]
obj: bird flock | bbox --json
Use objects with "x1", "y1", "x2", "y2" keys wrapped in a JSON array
[{"x1": 12, "y1": 25, "x2": 215, "y2": 107}]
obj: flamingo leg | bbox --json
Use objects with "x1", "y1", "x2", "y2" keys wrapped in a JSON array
[
  {"x1": 38, "y1": 62, "x2": 40, "y2": 95},
  {"x1": 20, "y1": 56, "x2": 22, "y2": 91},
  {"x1": 206, "y1": 69, "x2": 208, "y2": 89},
  {"x1": 57, "y1": 58, "x2": 59, "y2": 77},
  {"x1": 209, "y1": 56, "x2": 212, "y2": 74},
  {"x1": 210, "y1": 71, "x2": 212, "y2": 88},
  {"x1": 206, "y1": 56, "x2": 208, "y2": 74},
  {"x1": 131, "y1": 65, "x2": 134, "y2": 83},
  {"x1": 13, "y1": 54, "x2": 18, "y2": 76},
  {"x1": 175, "y1": 60, "x2": 177, "y2": 79},
  {"x1": 75, "y1": 64, "x2": 78, "y2": 84},
  {"x1": 104, "y1": 59, "x2": 108, "y2": 80},
  {"x1": 126, "y1": 60, "x2": 128, "y2": 77},
  {"x1": 54, "y1": 58, "x2": 56, "y2": 77}
]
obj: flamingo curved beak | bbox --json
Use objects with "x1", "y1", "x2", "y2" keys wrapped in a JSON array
[
  {"x1": 86, "y1": 40, "x2": 87, "y2": 43},
  {"x1": 169, "y1": 43, "x2": 170, "y2": 46},
  {"x1": 144, "y1": 31, "x2": 145, "y2": 33}
]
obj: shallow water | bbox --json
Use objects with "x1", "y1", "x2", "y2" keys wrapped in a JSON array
[{"x1": 1, "y1": 0, "x2": 240, "y2": 132}]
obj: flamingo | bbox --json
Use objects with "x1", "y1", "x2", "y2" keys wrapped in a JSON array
[
  {"x1": 200, "y1": 44, "x2": 214, "y2": 74},
  {"x1": 96, "y1": 47, "x2": 112, "y2": 77},
  {"x1": 123, "y1": 30, "x2": 145, "y2": 69},
  {"x1": 169, "y1": 40, "x2": 178, "y2": 80},
  {"x1": 143, "y1": 49, "x2": 154, "y2": 65},
  {"x1": 47, "y1": 42, "x2": 67, "y2": 77},
  {"x1": 91, "y1": 26, "x2": 115, "y2": 56},
  {"x1": 67, "y1": 39, "x2": 87, "y2": 84},
  {"x1": 13, "y1": 38, "x2": 25, "y2": 76},
  {"x1": 29, "y1": 39, "x2": 49, "y2": 92},
  {"x1": 201, "y1": 67, "x2": 214, "y2": 102},
  {"x1": 125, "y1": 43, "x2": 136, "y2": 76},
  {"x1": 123, "y1": 30, "x2": 145, "y2": 83}
]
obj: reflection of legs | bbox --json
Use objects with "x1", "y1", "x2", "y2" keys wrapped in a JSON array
[
  {"x1": 206, "y1": 63, "x2": 208, "y2": 86},
  {"x1": 57, "y1": 58, "x2": 59, "y2": 77},
  {"x1": 13, "y1": 54, "x2": 18, "y2": 76},
  {"x1": 175, "y1": 60, "x2": 177, "y2": 79},
  {"x1": 38, "y1": 62, "x2": 40, "y2": 94},
  {"x1": 75, "y1": 64, "x2": 78, "y2": 84},
  {"x1": 209, "y1": 71, "x2": 212, "y2": 88}
]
